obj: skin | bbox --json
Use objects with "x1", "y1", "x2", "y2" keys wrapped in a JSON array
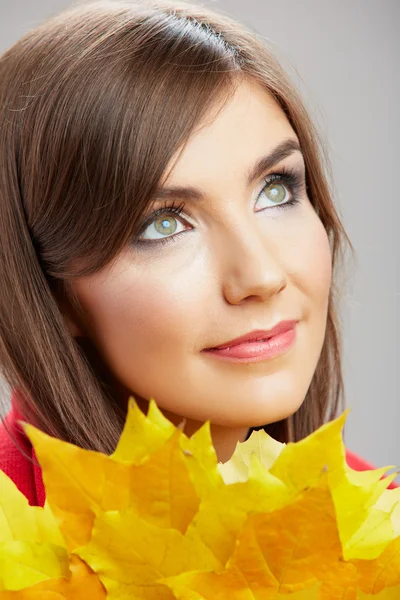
[{"x1": 64, "y1": 79, "x2": 332, "y2": 462}]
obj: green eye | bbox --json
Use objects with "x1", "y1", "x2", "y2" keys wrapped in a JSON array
[
  {"x1": 265, "y1": 183, "x2": 286, "y2": 204},
  {"x1": 255, "y1": 179, "x2": 292, "y2": 212},
  {"x1": 154, "y1": 216, "x2": 178, "y2": 236},
  {"x1": 137, "y1": 203, "x2": 188, "y2": 244}
]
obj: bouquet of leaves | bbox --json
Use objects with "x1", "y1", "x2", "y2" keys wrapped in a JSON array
[{"x1": 0, "y1": 398, "x2": 399, "y2": 599}]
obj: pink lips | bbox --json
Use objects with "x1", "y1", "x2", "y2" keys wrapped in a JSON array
[{"x1": 203, "y1": 320, "x2": 298, "y2": 362}]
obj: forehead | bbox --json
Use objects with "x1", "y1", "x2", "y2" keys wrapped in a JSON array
[{"x1": 162, "y1": 80, "x2": 296, "y2": 187}]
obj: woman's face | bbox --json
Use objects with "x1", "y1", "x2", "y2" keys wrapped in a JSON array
[{"x1": 67, "y1": 79, "x2": 332, "y2": 429}]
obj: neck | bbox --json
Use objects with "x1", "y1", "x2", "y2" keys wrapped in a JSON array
[
  {"x1": 115, "y1": 382, "x2": 249, "y2": 463},
  {"x1": 159, "y1": 406, "x2": 250, "y2": 463}
]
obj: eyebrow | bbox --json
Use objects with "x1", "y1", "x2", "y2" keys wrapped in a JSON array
[{"x1": 152, "y1": 138, "x2": 303, "y2": 202}]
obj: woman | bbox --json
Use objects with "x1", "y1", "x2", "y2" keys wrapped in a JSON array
[{"x1": 0, "y1": 0, "x2": 396, "y2": 506}]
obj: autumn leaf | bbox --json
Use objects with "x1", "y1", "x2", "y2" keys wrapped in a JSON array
[
  {"x1": 0, "y1": 555, "x2": 106, "y2": 599},
  {"x1": 22, "y1": 423, "x2": 131, "y2": 551},
  {"x1": 182, "y1": 457, "x2": 291, "y2": 567},
  {"x1": 164, "y1": 479, "x2": 354, "y2": 599},
  {"x1": 0, "y1": 399, "x2": 395, "y2": 598},
  {"x1": 353, "y1": 535, "x2": 400, "y2": 593},
  {"x1": 111, "y1": 398, "x2": 176, "y2": 464},
  {"x1": 0, "y1": 471, "x2": 64, "y2": 549},
  {"x1": 77, "y1": 508, "x2": 220, "y2": 600},
  {"x1": 0, "y1": 472, "x2": 68, "y2": 590},
  {"x1": 180, "y1": 420, "x2": 223, "y2": 495},
  {"x1": 23, "y1": 399, "x2": 206, "y2": 549},
  {"x1": 357, "y1": 587, "x2": 400, "y2": 599},
  {"x1": 0, "y1": 474, "x2": 105, "y2": 598},
  {"x1": 267, "y1": 409, "x2": 399, "y2": 560},
  {"x1": 218, "y1": 427, "x2": 285, "y2": 484}
]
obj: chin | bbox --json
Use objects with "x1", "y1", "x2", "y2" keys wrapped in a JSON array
[{"x1": 218, "y1": 396, "x2": 306, "y2": 429}]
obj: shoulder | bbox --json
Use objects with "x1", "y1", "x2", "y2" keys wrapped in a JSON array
[{"x1": 0, "y1": 391, "x2": 45, "y2": 506}]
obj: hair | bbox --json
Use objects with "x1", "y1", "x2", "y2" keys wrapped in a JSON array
[{"x1": 0, "y1": 0, "x2": 353, "y2": 455}]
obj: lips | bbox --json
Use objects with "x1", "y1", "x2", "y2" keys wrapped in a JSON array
[{"x1": 205, "y1": 320, "x2": 298, "y2": 351}]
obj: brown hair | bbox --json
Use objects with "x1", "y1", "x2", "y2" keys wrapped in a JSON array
[{"x1": 0, "y1": 0, "x2": 353, "y2": 453}]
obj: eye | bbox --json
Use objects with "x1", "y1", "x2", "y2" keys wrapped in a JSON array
[
  {"x1": 140, "y1": 214, "x2": 185, "y2": 241},
  {"x1": 137, "y1": 202, "x2": 190, "y2": 244},
  {"x1": 134, "y1": 167, "x2": 304, "y2": 249},
  {"x1": 255, "y1": 175, "x2": 294, "y2": 211}
]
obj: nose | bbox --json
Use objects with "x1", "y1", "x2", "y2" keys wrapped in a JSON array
[{"x1": 216, "y1": 219, "x2": 287, "y2": 306}]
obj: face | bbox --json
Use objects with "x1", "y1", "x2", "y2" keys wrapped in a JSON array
[{"x1": 67, "y1": 79, "x2": 332, "y2": 429}]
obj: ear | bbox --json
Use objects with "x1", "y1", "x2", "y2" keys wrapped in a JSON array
[
  {"x1": 53, "y1": 286, "x2": 85, "y2": 338},
  {"x1": 63, "y1": 312, "x2": 84, "y2": 338}
]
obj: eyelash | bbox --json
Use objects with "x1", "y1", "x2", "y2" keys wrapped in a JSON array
[{"x1": 134, "y1": 166, "x2": 305, "y2": 249}]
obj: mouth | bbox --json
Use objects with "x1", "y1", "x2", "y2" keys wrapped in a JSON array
[{"x1": 202, "y1": 320, "x2": 298, "y2": 363}]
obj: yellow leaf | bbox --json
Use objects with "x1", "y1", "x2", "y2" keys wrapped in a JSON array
[
  {"x1": 0, "y1": 542, "x2": 69, "y2": 591},
  {"x1": 23, "y1": 423, "x2": 131, "y2": 551},
  {"x1": 111, "y1": 397, "x2": 175, "y2": 464},
  {"x1": 126, "y1": 429, "x2": 199, "y2": 533},
  {"x1": 163, "y1": 513, "x2": 280, "y2": 599},
  {"x1": 357, "y1": 586, "x2": 400, "y2": 599},
  {"x1": 336, "y1": 465, "x2": 398, "y2": 560},
  {"x1": 353, "y1": 535, "x2": 400, "y2": 593},
  {"x1": 0, "y1": 473, "x2": 105, "y2": 597},
  {"x1": 164, "y1": 564, "x2": 321, "y2": 600},
  {"x1": 269, "y1": 409, "x2": 398, "y2": 560},
  {"x1": 269, "y1": 410, "x2": 350, "y2": 491},
  {"x1": 0, "y1": 472, "x2": 64, "y2": 548},
  {"x1": 77, "y1": 509, "x2": 220, "y2": 600},
  {"x1": 0, "y1": 555, "x2": 106, "y2": 599},
  {"x1": 23, "y1": 399, "x2": 202, "y2": 549},
  {"x1": 184, "y1": 460, "x2": 291, "y2": 566},
  {"x1": 218, "y1": 428, "x2": 284, "y2": 484},
  {"x1": 373, "y1": 485, "x2": 400, "y2": 537},
  {"x1": 0, "y1": 472, "x2": 69, "y2": 591},
  {"x1": 180, "y1": 421, "x2": 223, "y2": 496},
  {"x1": 221, "y1": 479, "x2": 360, "y2": 598},
  {"x1": 16, "y1": 403, "x2": 400, "y2": 598}
]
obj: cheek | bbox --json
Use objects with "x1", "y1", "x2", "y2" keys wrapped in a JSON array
[
  {"x1": 283, "y1": 209, "x2": 332, "y2": 306},
  {"x1": 74, "y1": 254, "x2": 210, "y2": 371},
  {"x1": 310, "y1": 221, "x2": 332, "y2": 303}
]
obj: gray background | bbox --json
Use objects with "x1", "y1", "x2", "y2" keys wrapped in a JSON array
[{"x1": 0, "y1": 0, "x2": 398, "y2": 476}]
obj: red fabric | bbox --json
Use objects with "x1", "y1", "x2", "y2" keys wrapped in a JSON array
[
  {"x1": 0, "y1": 389, "x2": 398, "y2": 506},
  {"x1": 0, "y1": 392, "x2": 45, "y2": 506}
]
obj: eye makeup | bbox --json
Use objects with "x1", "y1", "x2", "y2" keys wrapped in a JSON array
[{"x1": 132, "y1": 164, "x2": 306, "y2": 250}]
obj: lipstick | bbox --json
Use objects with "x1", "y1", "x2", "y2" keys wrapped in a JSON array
[{"x1": 202, "y1": 320, "x2": 298, "y2": 363}]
